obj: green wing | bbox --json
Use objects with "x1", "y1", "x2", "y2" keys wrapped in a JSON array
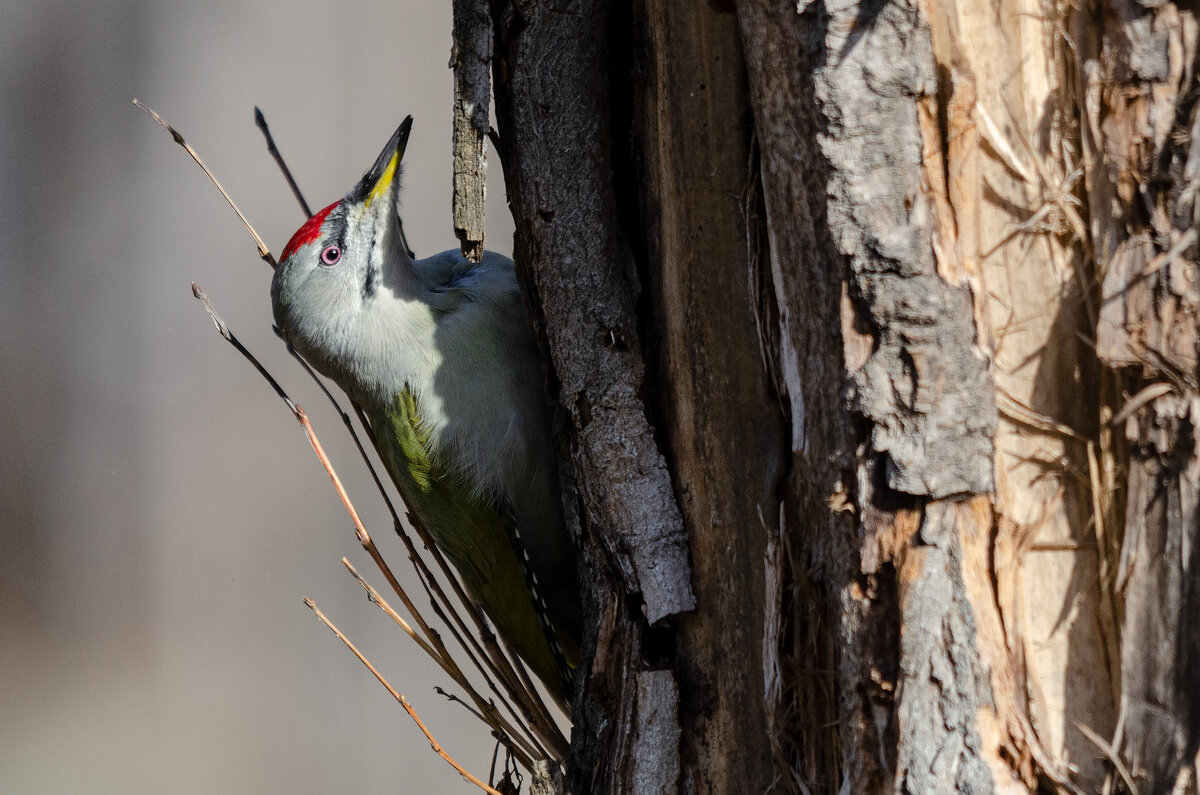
[{"x1": 366, "y1": 389, "x2": 571, "y2": 697}]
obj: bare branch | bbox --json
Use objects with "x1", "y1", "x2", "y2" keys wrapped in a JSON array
[
  {"x1": 194, "y1": 286, "x2": 564, "y2": 762},
  {"x1": 251, "y1": 108, "x2": 414, "y2": 258},
  {"x1": 343, "y1": 558, "x2": 542, "y2": 768},
  {"x1": 254, "y1": 106, "x2": 312, "y2": 218},
  {"x1": 1111, "y1": 382, "x2": 1175, "y2": 428},
  {"x1": 304, "y1": 598, "x2": 503, "y2": 795},
  {"x1": 1075, "y1": 721, "x2": 1140, "y2": 795},
  {"x1": 192, "y1": 284, "x2": 291, "y2": 406},
  {"x1": 134, "y1": 100, "x2": 275, "y2": 269}
]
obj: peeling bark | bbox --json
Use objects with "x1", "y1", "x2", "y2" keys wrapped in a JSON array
[
  {"x1": 1082, "y1": 0, "x2": 1200, "y2": 787},
  {"x1": 814, "y1": 0, "x2": 996, "y2": 501},
  {"x1": 895, "y1": 503, "x2": 995, "y2": 794},
  {"x1": 491, "y1": 1, "x2": 694, "y2": 791},
  {"x1": 451, "y1": 0, "x2": 491, "y2": 262},
  {"x1": 735, "y1": 0, "x2": 1032, "y2": 791},
  {"x1": 630, "y1": 672, "x2": 681, "y2": 794}
]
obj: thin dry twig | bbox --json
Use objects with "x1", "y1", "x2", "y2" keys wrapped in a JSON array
[
  {"x1": 253, "y1": 106, "x2": 415, "y2": 258},
  {"x1": 997, "y1": 389, "x2": 1087, "y2": 441},
  {"x1": 342, "y1": 557, "x2": 444, "y2": 665},
  {"x1": 1075, "y1": 720, "x2": 1140, "y2": 795},
  {"x1": 1086, "y1": 440, "x2": 1123, "y2": 725},
  {"x1": 343, "y1": 558, "x2": 542, "y2": 767},
  {"x1": 976, "y1": 101, "x2": 1038, "y2": 184},
  {"x1": 1001, "y1": 93, "x2": 1090, "y2": 253},
  {"x1": 437, "y1": 686, "x2": 491, "y2": 724},
  {"x1": 194, "y1": 285, "x2": 560, "y2": 765},
  {"x1": 1138, "y1": 228, "x2": 1197, "y2": 279},
  {"x1": 172, "y1": 111, "x2": 558, "y2": 745},
  {"x1": 193, "y1": 284, "x2": 290, "y2": 404},
  {"x1": 351, "y1": 407, "x2": 571, "y2": 752},
  {"x1": 276, "y1": 321, "x2": 562, "y2": 753},
  {"x1": 1111, "y1": 382, "x2": 1175, "y2": 427},
  {"x1": 304, "y1": 598, "x2": 503, "y2": 795},
  {"x1": 1100, "y1": 228, "x2": 1199, "y2": 308},
  {"x1": 134, "y1": 100, "x2": 276, "y2": 269},
  {"x1": 193, "y1": 288, "x2": 385, "y2": 590},
  {"x1": 254, "y1": 106, "x2": 313, "y2": 218}
]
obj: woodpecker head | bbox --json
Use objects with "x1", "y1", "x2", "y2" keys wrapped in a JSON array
[{"x1": 271, "y1": 117, "x2": 413, "y2": 376}]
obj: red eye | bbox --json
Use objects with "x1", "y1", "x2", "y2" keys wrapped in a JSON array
[{"x1": 320, "y1": 244, "x2": 341, "y2": 265}]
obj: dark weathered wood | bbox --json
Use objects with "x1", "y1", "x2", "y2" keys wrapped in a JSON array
[
  {"x1": 491, "y1": 0, "x2": 693, "y2": 631},
  {"x1": 632, "y1": 1, "x2": 782, "y2": 792},
  {"x1": 451, "y1": 0, "x2": 491, "y2": 263},
  {"x1": 730, "y1": 1, "x2": 862, "y2": 788},
  {"x1": 1118, "y1": 397, "x2": 1200, "y2": 788},
  {"x1": 491, "y1": 0, "x2": 695, "y2": 790},
  {"x1": 1082, "y1": 0, "x2": 1200, "y2": 787}
]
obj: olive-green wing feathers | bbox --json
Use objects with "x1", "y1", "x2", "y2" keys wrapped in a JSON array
[{"x1": 366, "y1": 390, "x2": 574, "y2": 697}]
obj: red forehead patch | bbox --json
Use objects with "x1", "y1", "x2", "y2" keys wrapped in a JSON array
[{"x1": 280, "y1": 201, "x2": 339, "y2": 262}]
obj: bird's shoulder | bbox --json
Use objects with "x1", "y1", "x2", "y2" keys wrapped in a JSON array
[{"x1": 415, "y1": 249, "x2": 518, "y2": 307}]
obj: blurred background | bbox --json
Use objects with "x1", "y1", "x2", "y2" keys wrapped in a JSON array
[{"x1": 0, "y1": 1, "x2": 516, "y2": 791}]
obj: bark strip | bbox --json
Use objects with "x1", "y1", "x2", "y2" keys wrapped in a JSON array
[
  {"x1": 737, "y1": 0, "x2": 1007, "y2": 790},
  {"x1": 451, "y1": 0, "x2": 491, "y2": 263},
  {"x1": 1082, "y1": 0, "x2": 1200, "y2": 786},
  {"x1": 492, "y1": 0, "x2": 696, "y2": 790},
  {"x1": 630, "y1": 672, "x2": 682, "y2": 794},
  {"x1": 895, "y1": 503, "x2": 993, "y2": 793},
  {"x1": 633, "y1": 1, "x2": 782, "y2": 792},
  {"x1": 491, "y1": 0, "x2": 694, "y2": 624}
]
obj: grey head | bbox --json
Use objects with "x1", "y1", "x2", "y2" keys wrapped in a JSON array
[{"x1": 270, "y1": 117, "x2": 416, "y2": 401}]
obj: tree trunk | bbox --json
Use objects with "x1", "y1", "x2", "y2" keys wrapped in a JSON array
[
  {"x1": 1084, "y1": 0, "x2": 1200, "y2": 788},
  {"x1": 489, "y1": 0, "x2": 1200, "y2": 791}
]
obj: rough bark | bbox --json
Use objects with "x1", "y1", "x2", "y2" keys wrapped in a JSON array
[
  {"x1": 632, "y1": 2, "x2": 783, "y2": 793},
  {"x1": 630, "y1": 671, "x2": 682, "y2": 793},
  {"x1": 492, "y1": 0, "x2": 694, "y2": 630},
  {"x1": 491, "y1": 1, "x2": 695, "y2": 791},
  {"x1": 1082, "y1": 0, "x2": 1200, "y2": 787},
  {"x1": 734, "y1": 0, "x2": 1044, "y2": 791},
  {"x1": 452, "y1": 0, "x2": 492, "y2": 263},
  {"x1": 735, "y1": 0, "x2": 995, "y2": 788}
]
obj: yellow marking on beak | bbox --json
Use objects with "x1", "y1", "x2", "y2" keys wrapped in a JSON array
[{"x1": 366, "y1": 150, "x2": 400, "y2": 208}]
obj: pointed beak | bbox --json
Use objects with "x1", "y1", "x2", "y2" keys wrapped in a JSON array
[{"x1": 346, "y1": 116, "x2": 412, "y2": 209}]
